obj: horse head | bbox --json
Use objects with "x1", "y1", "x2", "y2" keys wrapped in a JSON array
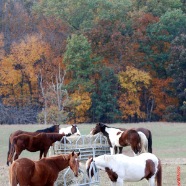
[
  {"x1": 69, "y1": 151, "x2": 80, "y2": 177},
  {"x1": 86, "y1": 157, "x2": 94, "y2": 178},
  {"x1": 90, "y1": 122, "x2": 105, "y2": 135},
  {"x1": 71, "y1": 125, "x2": 81, "y2": 136},
  {"x1": 54, "y1": 124, "x2": 60, "y2": 133}
]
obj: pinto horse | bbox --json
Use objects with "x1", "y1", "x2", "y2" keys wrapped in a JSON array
[
  {"x1": 119, "y1": 127, "x2": 153, "y2": 153},
  {"x1": 9, "y1": 151, "x2": 80, "y2": 186},
  {"x1": 7, "y1": 124, "x2": 60, "y2": 166},
  {"x1": 59, "y1": 124, "x2": 81, "y2": 136},
  {"x1": 8, "y1": 132, "x2": 66, "y2": 164},
  {"x1": 86, "y1": 153, "x2": 162, "y2": 186},
  {"x1": 90, "y1": 123, "x2": 142, "y2": 155}
]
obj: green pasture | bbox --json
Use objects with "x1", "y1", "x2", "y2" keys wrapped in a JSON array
[{"x1": 1, "y1": 122, "x2": 186, "y2": 185}]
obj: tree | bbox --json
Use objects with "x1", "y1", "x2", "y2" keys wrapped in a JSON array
[
  {"x1": 118, "y1": 66, "x2": 151, "y2": 122},
  {"x1": 166, "y1": 34, "x2": 186, "y2": 121},
  {"x1": 0, "y1": 34, "x2": 51, "y2": 106},
  {"x1": 90, "y1": 67, "x2": 120, "y2": 123},
  {"x1": 63, "y1": 34, "x2": 99, "y2": 93}
]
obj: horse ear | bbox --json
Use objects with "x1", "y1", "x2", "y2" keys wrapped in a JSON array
[
  {"x1": 77, "y1": 151, "x2": 80, "y2": 156},
  {"x1": 72, "y1": 151, "x2": 75, "y2": 156}
]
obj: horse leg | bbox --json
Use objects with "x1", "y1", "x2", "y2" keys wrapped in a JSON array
[
  {"x1": 110, "y1": 147, "x2": 115, "y2": 155},
  {"x1": 44, "y1": 149, "x2": 49, "y2": 157},
  {"x1": 40, "y1": 150, "x2": 44, "y2": 159},
  {"x1": 148, "y1": 176, "x2": 156, "y2": 186},
  {"x1": 119, "y1": 147, "x2": 123, "y2": 154},
  {"x1": 114, "y1": 146, "x2": 118, "y2": 154}
]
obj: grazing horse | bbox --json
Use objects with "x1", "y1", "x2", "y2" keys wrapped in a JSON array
[
  {"x1": 59, "y1": 124, "x2": 81, "y2": 136},
  {"x1": 119, "y1": 127, "x2": 153, "y2": 153},
  {"x1": 86, "y1": 153, "x2": 162, "y2": 186},
  {"x1": 7, "y1": 124, "x2": 60, "y2": 166},
  {"x1": 8, "y1": 132, "x2": 66, "y2": 164},
  {"x1": 9, "y1": 151, "x2": 80, "y2": 186},
  {"x1": 90, "y1": 123, "x2": 142, "y2": 155}
]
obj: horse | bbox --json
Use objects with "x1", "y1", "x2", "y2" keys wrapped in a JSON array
[
  {"x1": 9, "y1": 151, "x2": 80, "y2": 186},
  {"x1": 90, "y1": 123, "x2": 142, "y2": 155},
  {"x1": 59, "y1": 124, "x2": 81, "y2": 136},
  {"x1": 119, "y1": 127, "x2": 152, "y2": 153},
  {"x1": 7, "y1": 124, "x2": 60, "y2": 166},
  {"x1": 8, "y1": 132, "x2": 66, "y2": 164},
  {"x1": 114, "y1": 130, "x2": 148, "y2": 155},
  {"x1": 86, "y1": 153, "x2": 162, "y2": 186}
]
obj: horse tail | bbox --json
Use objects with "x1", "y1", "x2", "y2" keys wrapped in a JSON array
[
  {"x1": 8, "y1": 138, "x2": 16, "y2": 164},
  {"x1": 156, "y1": 159, "x2": 162, "y2": 186},
  {"x1": 7, "y1": 134, "x2": 12, "y2": 166},
  {"x1": 9, "y1": 161, "x2": 18, "y2": 186},
  {"x1": 148, "y1": 130, "x2": 153, "y2": 153}
]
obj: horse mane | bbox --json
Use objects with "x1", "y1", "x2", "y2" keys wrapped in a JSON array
[{"x1": 35, "y1": 125, "x2": 59, "y2": 133}]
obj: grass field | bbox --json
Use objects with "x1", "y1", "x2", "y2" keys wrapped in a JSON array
[{"x1": 1, "y1": 122, "x2": 186, "y2": 185}]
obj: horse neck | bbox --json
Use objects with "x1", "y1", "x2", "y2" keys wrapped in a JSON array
[
  {"x1": 50, "y1": 133, "x2": 65, "y2": 143},
  {"x1": 94, "y1": 155, "x2": 111, "y2": 170},
  {"x1": 50, "y1": 154, "x2": 70, "y2": 171}
]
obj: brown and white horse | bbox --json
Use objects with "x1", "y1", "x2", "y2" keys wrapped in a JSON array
[
  {"x1": 86, "y1": 153, "x2": 162, "y2": 186},
  {"x1": 9, "y1": 151, "x2": 80, "y2": 186},
  {"x1": 90, "y1": 123, "x2": 143, "y2": 155},
  {"x1": 8, "y1": 132, "x2": 66, "y2": 163},
  {"x1": 59, "y1": 124, "x2": 81, "y2": 136},
  {"x1": 119, "y1": 127, "x2": 153, "y2": 153}
]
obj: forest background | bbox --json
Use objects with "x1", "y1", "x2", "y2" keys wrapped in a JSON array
[{"x1": 0, "y1": 0, "x2": 185, "y2": 124}]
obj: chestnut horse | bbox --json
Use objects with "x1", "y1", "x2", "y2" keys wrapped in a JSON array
[
  {"x1": 86, "y1": 153, "x2": 162, "y2": 186},
  {"x1": 8, "y1": 132, "x2": 66, "y2": 164},
  {"x1": 90, "y1": 123, "x2": 142, "y2": 155},
  {"x1": 9, "y1": 151, "x2": 80, "y2": 186},
  {"x1": 7, "y1": 124, "x2": 60, "y2": 165}
]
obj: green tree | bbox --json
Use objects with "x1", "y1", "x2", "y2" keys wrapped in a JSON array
[
  {"x1": 34, "y1": 0, "x2": 132, "y2": 32},
  {"x1": 63, "y1": 34, "x2": 99, "y2": 93},
  {"x1": 167, "y1": 34, "x2": 186, "y2": 121},
  {"x1": 90, "y1": 67, "x2": 120, "y2": 123}
]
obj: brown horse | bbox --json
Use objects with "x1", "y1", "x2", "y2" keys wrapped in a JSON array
[
  {"x1": 90, "y1": 123, "x2": 142, "y2": 155},
  {"x1": 9, "y1": 151, "x2": 80, "y2": 186},
  {"x1": 8, "y1": 132, "x2": 66, "y2": 164},
  {"x1": 7, "y1": 124, "x2": 60, "y2": 166}
]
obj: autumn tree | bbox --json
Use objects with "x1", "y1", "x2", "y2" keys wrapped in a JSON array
[
  {"x1": 118, "y1": 66, "x2": 151, "y2": 122},
  {"x1": 0, "y1": 34, "x2": 51, "y2": 107}
]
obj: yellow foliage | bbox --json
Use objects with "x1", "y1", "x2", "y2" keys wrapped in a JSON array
[
  {"x1": 70, "y1": 91, "x2": 91, "y2": 123},
  {"x1": 118, "y1": 66, "x2": 151, "y2": 120},
  {"x1": 0, "y1": 34, "x2": 52, "y2": 106}
]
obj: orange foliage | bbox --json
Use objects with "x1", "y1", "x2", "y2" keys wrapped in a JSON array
[
  {"x1": 150, "y1": 78, "x2": 178, "y2": 120},
  {"x1": 0, "y1": 34, "x2": 53, "y2": 106}
]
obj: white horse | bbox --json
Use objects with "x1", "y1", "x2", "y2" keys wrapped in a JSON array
[
  {"x1": 86, "y1": 153, "x2": 162, "y2": 186},
  {"x1": 59, "y1": 124, "x2": 81, "y2": 136}
]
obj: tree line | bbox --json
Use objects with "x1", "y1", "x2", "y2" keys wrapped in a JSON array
[{"x1": 0, "y1": 0, "x2": 185, "y2": 124}]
